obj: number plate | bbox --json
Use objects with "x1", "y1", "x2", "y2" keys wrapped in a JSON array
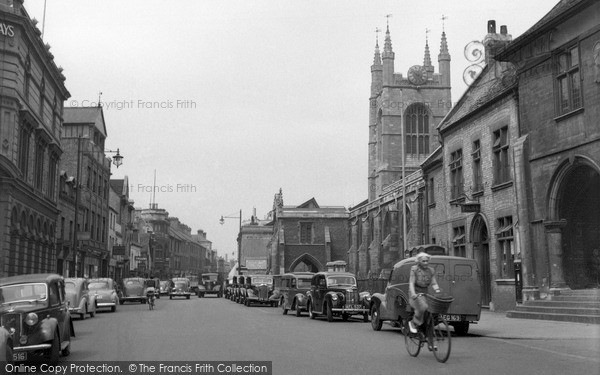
[
  {"x1": 440, "y1": 314, "x2": 461, "y2": 322},
  {"x1": 13, "y1": 352, "x2": 27, "y2": 361},
  {"x1": 345, "y1": 305, "x2": 364, "y2": 310}
]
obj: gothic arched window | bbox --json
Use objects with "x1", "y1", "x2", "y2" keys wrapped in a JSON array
[{"x1": 405, "y1": 104, "x2": 430, "y2": 156}]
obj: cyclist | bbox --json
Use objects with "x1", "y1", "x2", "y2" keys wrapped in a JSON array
[{"x1": 408, "y1": 252, "x2": 441, "y2": 334}]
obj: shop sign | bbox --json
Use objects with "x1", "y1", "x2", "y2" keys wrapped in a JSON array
[{"x1": 0, "y1": 23, "x2": 14, "y2": 37}]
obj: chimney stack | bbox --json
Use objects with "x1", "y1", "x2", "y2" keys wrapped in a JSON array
[{"x1": 483, "y1": 20, "x2": 512, "y2": 65}]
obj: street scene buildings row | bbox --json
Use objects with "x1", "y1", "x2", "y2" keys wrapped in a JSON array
[
  {"x1": 1, "y1": 0, "x2": 599, "y2": 314},
  {"x1": 233, "y1": 0, "x2": 600, "y2": 314},
  {"x1": 0, "y1": 0, "x2": 222, "y2": 282}
]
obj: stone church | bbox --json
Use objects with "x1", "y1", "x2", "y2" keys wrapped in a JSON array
[{"x1": 348, "y1": 24, "x2": 453, "y2": 278}]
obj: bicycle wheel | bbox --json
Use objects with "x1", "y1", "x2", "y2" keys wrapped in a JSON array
[
  {"x1": 404, "y1": 322, "x2": 422, "y2": 357},
  {"x1": 431, "y1": 316, "x2": 451, "y2": 363}
]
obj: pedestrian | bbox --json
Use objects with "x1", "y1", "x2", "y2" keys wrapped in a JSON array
[{"x1": 408, "y1": 252, "x2": 441, "y2": 333}]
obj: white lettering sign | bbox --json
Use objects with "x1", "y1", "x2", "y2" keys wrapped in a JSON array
[{"x1": 0, "y1": 23, "x2": 14, "y2": 37}]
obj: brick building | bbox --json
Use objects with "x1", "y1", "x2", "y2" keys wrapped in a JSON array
[
  {"x1": 61, "y1": 107, "x2": 112, "y2": 277},
  {"x1": 426, "y1": 21, "x2": 521, "y2": 311},
  {"x1": 0, "y1": 0, "x2": 69, "y2": 276},
  {"x1": 496, "y1": 0, "x2": 600, "y2": 297},
  {"x1": 268, "y1": 190, "x2": 349, "y2": 274},
  {"x1": 348, "y1": 24, "x2": 453, "y2": 278}
]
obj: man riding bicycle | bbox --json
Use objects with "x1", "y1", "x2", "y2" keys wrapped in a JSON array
[{"x1": 408, "y1": 252, "x2": 441, "y2": 334}]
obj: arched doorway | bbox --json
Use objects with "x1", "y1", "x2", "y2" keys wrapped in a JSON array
[
  {"x1": 471, "y1": 214, "x2": 491, "y2": 307},
  {"x1": 553, "y1": 161, "x2": 600, "y2": 289},
  {"x1": 289, "y1": 253, "x2": 321, "y2": 273}
]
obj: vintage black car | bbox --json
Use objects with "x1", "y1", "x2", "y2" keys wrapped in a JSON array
[
  {"x1": 0, "y1": 273, "x2": 74, "y2": 363},
  {"x1": 279, "y1": 272, "x2": 314, "y2": 316},
  {"x1": 306, "y1": 272, "x2": 370, "y2": 322},
  {"x1": 198, "y1": 273, "x2": 223, "y2": 298},
  {"x1": 369, "y1": 254, "x2": 481, "y2": 335},
  {"x1": 65, "y1": 278, "x2": 97, "y2": 319},
  {"x1": 244, "y1": 275, "x2": 277, "y2": 307},
  {"x1": 119, "y1": 277, "x2": 148, "y2": 304},
  {"x1": 169, "y1": 278, "x2": 192, "y2": 299}
]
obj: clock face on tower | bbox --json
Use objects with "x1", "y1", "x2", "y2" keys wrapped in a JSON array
[{"x1": 408, "y1": 65, "x2": 428, "y2": 85}]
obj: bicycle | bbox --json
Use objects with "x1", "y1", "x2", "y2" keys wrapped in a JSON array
[
  {"x1": 147, "y1": 291, "x2": 156, "y2": 310},
  {"x1": 404, "y1": 293, "x2": 453, "y2": 363}
]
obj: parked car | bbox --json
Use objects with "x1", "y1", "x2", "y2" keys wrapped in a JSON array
[
  {"x1": 159, "y1": 280, "x2": 171, "y2": 296},
  {"x1": 169, "y1": 278, "x2": 191, "y2": 299},
  {"x1": 0, "y1": 273, "x2": 73, "y2": 363},
  {"x1": 65, "y1": 278, "x2": 97, "y2": 319},
  {"x1": 279, "y1": 272, "x2": 314, "y2": 316},
  {"x1": 198, "y1": 273, "x2": 223, "y2": 298},
  {"x1": 306, "y1": 272, "x2": 370, "y2": 322},
  {"x1": 119, "y1": 277, "x2": 148, "y2": 304},
  {"x1": 369, "y1": 254, "x2": 481, "y2": 335},
  {"x1": 244, "y1": 275, "x2": 277, "y2": 307},
  {"x1": 88, "y1": 278, "x2": 119, "y2": 312},
  {"x1": 0, "y1": 326, "x2": 13, "y2": 363}
]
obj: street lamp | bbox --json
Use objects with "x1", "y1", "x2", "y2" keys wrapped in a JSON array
[
  {"x1": 219, "y1": 210, "x2": 242, "y2": 274},
  {"x1": 72, "y1": 135, "x2": 125, "y2": 277}
]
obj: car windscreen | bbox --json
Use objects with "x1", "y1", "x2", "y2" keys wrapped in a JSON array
[
  {"x1": 296, "y1": 279, "x2": 312, "y2": 288},
  {"x1": 89, "y1": 281, "x2": 109, "y2": 290},
  {"x1": 252, "y1": 277, "x2": 272, "y2": 285},
  {"x1": 327, "y1": 276, "x2": 356, "y2": 286},
  {"x1": 1, "y1": 283, "x2": 48, "y2": 303},
  {"x1": 125, "y1": 280, "x2": 141, "y2": 287},
  {"x1": 174, "y1": 282, "x2": 187, "y2": 288}
]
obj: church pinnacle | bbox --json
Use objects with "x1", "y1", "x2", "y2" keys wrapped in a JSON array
[{"x1": 424, "y1": 30, "x2": 432, "y2": 67}]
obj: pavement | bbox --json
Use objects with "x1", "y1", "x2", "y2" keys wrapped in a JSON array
[{"x1": 470, "y1": 310, "x2": 600, "y2": 339}]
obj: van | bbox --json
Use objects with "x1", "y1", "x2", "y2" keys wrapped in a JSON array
[{"x1": 369, "y1": 255, "x2": 481, "y2": 335}]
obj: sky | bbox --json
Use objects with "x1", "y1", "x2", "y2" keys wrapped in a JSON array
[{"x1": 24, "y1": 0, "x2": 556, "y2": 260}]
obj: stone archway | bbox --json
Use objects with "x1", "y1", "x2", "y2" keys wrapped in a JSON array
[
  {"x1": 288, "y1": 253, "x2": 321, "y2": 273},
  {"x1": 548, "y1": 157, "x2": 600, "y2": 289},
  {"x1": 471, "y1": 214, "x2": 491, "y2": 307}
]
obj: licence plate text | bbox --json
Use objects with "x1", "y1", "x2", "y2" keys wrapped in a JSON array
[
  {"x1": 13, "y1": 352, "x2": 27, "y2": 361},
  {"x1": 345, "y1": 305, "x2": 364, "y2": 310},
  {"x1": 440, "y1": 314, "x2": 462, "y2": 322}
]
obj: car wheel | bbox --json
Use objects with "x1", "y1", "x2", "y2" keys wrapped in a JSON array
[
  {"x1": 341, "y1": 313, "x2": 350, "y2": 321},
  {"x1": 49, "y1": 331, "x2": 60, "y2": 364},
  {"x1": 111, "y1": 305, "x2": 116, "y2": 313},
  {"x1": 6, "y1": 339, "x2": 13, "y2": 364},
  {"x1": 281, "y1": 298, "x2": 288, "y2": 315},
  {"x1": 186, "y1": 295, "x2": 190, "y2": 300},
  {"x1": 61, "y1": 323, "x2": 71, "y2": 357},
  {"x1": 245, "y1": 299, "x2": 250, "y2": 307},
  {"x1": 326, "y1": 302, "x2": 333, "y2": 322},
  {"x1": 169, "y1": 296, "x2": 173, "y2": 300},
  {"x1": 80, "y1": 311, "x2": 86, "y2": 320},
  {"x1": 89, "y1": 305, "x2": 95, "y2": 318},
  {"x1": 119, "y1": 300, "x2": 124, "y2": 305},
  {"x1": 452, "y1": 322, "x2": 470, "y2": 336},
  {"x1": 371, "y1": 304, "x2": 383, "y2": 331},
  {"x1": 308, "y1": 302, "x2": 316, "y2": 320},
  {"x1": 295, "y1": 304, "x2": 302, "y2": 317}
]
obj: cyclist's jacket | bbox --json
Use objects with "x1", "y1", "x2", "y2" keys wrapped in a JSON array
[{"x1": 410, "y1": 265, "x2": 436, "y2": 295}]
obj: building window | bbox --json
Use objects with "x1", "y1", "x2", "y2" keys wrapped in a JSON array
[
  {"x1": 34, "y1": 141, "x2": 45, "y2": 190},
  {"x1": 18, "y1": 125, "x2": 30, "y2": 177},
  {"x1": 555, "y1": 44, "x2": 582, "y2": 116},
  {"x1": 496, "y1": 216, "x2": 514, "y2": 278},
  {"x1": 48, "y1": 155, "x2": 57, "y2": 199},
  {"x1": 428, "y1": 177, "x2": 436, "y2": 205},
  {"x1": 472, "y1": 139, "x2": 483, "y2": 192},
  {"x1": 450, "y1": 149, "x2": 463, "y2": 200},
  {"x1": 300, "y1": 222, "x2": 313, "y2": 244},
  {"x1": 452, "y1": 226, "x2": 466, "y2": 257},
  {"x1": 86, "y1": 166, "x2": 91, "y2": 188},
  {"x1": 493, "y1": 127, "x2": 510, "y2": 185},
  {"x1": 405, "y1": 105, "x2": 430, "y2": 156}
]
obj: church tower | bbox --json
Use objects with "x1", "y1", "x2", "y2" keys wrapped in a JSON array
[{"x1": 368, "y1": 25, "x2": 452, "y2": 200}]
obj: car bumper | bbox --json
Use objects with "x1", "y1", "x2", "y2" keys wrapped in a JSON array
[
  {"x1": 14, "y1": 343, "x2": 52, "y2": 352},
  {"x1": 169, "y1": 293, "x2": 191, "y2": 297},
  {"x1": 68, "y1": 307, "x2": 82, "y2": 313},
  {"x1": 96, "y1": 302, "x2": 116, "y2": 308},
  {"x1": 331, "y1": 306, "x2": 369, "y2": 314}
]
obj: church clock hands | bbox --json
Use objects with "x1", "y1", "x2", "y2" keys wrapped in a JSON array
[{"x1": 408, "y1": 65, "x2": 428, "y2": 85}]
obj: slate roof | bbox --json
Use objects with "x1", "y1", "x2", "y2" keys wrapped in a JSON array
[
  {"x1": 499, "y1": 0, "x2": 591, "y2": 56},
  {"x1": 437, "y1": 60, "x2": 517, "y2": 133},
  {"x1": 63, "y1": 107, "x2": 107, "y2": 137}
]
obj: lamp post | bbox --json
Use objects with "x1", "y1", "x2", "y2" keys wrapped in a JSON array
[
  {"x1": 72, "y1": 135, "x2": 124, "y2": 277},
  {"x1": 220, "y1": 209, "x2": 242, "y2": 274}
]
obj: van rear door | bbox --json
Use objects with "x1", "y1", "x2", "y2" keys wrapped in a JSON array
[{"x1": 446, "y1": 259, "x2": 481, "y2": 319}]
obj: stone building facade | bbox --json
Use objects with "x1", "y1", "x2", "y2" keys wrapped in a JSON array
[
  {"x1": 497, "y1": 0, "x2": 600, "y2": 297},
  {"x1": 108, "y1": 177, "x2": 134, "y2": 281},
  {"x1": 0, "y1": 0, "x2": 69, "y2": 276},
  {"x1": 427, "y1": 21, "x2": 521, "y2": 311},
  {"x1": 240, "y1": 210, "x2": 272, "y2": 274},
  {"x1": 61, "y1": 107, "x2": 112, "y2": 278},
  {"x1": 349, "y1": 24, "x2": 453, "y2": 278},
  {"x1": 268, "y1": 190, "x2": 349, "y2": 275}
]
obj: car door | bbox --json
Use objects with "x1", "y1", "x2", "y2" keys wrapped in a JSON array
[{"x1": 52, "y1": 280, "x2": 70, "y2": 342}]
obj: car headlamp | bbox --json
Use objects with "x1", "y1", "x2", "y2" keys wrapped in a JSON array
[
  {"x1": 25, "y1": 312, "x2": 38, "y2": 326},
  {"x1": 331, "y1": 294, "x2": 338, "y2": 300}
]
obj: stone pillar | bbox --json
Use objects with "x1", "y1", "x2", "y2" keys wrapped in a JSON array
[
  {"x1": 348, "y1": 222, "x2": 358, "y2": 275},
  {"x1": 358, "y1": 218, "x2": 370, "y2": 278},
  {"x1": 544, "y1": 219, "x2": 569, "y2": 293}
]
